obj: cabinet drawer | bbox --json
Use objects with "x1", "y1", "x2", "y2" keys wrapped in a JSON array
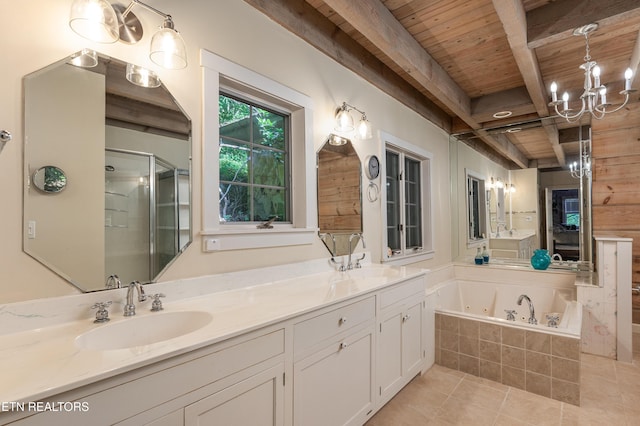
[
  {"x1": 294, "y1": 297, "x2": 375, "y2": 353},
  {"x1": 379, "y1": 277, "x2": 425, "y2": 310}
]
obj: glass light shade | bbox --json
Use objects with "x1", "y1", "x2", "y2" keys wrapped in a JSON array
[
  {"x1": 126, "y1": 63, "x2": 161, "y2": 88},
  {"x1": 150, "y1": 27, "x2": 188, "y2": 70},
  {"x1": 69, "y1": 0, "x2": 119, "y2": 43},
  {"x1": 69, "y1": 49, "x2": 98, "y2": 68},
  {"x1": 357, "y1": 117, "x2": 372, "y2": 139},
  {"x1": 328, "y1": 134, "x2": 348, "y2": 146},
  {"x1": 335, "y1": 109, "x2": 354, "y2": 132}
]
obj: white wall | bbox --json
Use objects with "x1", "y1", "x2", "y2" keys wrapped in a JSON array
[{"x1": 0, "y1": 0, "x2": 451, "y2": 303}]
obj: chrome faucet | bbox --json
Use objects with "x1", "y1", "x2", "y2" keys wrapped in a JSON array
[
  {"x1": 495, "y1": 223, "x2": 506, "y2": 238},
  {"x1": 124, "y1": 280, "x2": 147, "y2": 316},
  {"x1": 105, "y1": 274, "x2": 122, "y2": 289},
  {"x1": 348, "y1": 233, "x2": 366, "y2": 270},
  {"x1": 517, "y1": 294, "x2": 537, "y2": 325}
]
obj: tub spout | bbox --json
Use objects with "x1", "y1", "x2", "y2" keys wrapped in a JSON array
[{"x1": 517, "y1": 294, "x2": 537, "y2": 325}]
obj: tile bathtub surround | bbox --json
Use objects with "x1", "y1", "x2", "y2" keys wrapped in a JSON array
[{"x1": 435, "y1": 313, "x2": 581, "y2": 405}]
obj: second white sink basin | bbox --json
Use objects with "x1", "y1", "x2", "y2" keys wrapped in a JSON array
[{"x1": 76, "y1": 311, "x2": 213, "y2": 351}]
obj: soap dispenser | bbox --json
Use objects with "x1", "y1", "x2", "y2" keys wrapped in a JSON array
[
  {"x1": 474, "y1": 247, "x2": 484, "y2": 265},
  {"x1": 482, "y1": 245, "x2": 490, "y2": 264}
]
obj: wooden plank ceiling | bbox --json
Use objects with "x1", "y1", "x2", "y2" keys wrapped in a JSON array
[{"x1": 245, "y1": 0, "x2": 640, "y2": 170}]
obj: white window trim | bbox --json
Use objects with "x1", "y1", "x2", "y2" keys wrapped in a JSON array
[
  {"x1": 465, "y1": 168, "x2": 488, "y2": 249},
  {"x1": 200, "y1": 50, "x2": 316, "y2": 251},
  {"x1": 380, "y1": 131, "x2": 435, "y2": 265}
]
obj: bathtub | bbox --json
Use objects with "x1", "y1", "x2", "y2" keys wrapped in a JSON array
[
  {"x1": 434, "y1": 279, "x2": 581, "y2": 337},
  {"x1": 432, "y1": 278, "x2": 582, "y2": 405}
]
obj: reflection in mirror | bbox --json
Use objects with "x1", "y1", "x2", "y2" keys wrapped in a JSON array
[
  {"x1": 465, "y1": 170, "x2": 486, "y2": 244},
  {"x1": 32, "y1": 166, "x2": 67, "y2": 193},
  {"x1": 23, "y1": 50, "x2": 192, "y2": 292},
  {"x1": 450, "y1": 133, "x2": 593, "y2": 273},
  {"x1": 317, "y1": 134, "x2": 362, "y2": 256}
]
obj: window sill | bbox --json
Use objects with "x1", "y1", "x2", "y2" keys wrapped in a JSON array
[
  {"x1": 382, "y1": 250, "x2": 435, "y2": 266},
  {"x1": 201, "y1": 226, "x2": 317, "y2": 251}
]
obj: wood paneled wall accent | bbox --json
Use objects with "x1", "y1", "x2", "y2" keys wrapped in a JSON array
[
  {"x1": 317, "y1": 145, "x2": 362, "y2": 232},
  {"x1": 591, "y1": 100, "x2": 640, "y2": 291}
]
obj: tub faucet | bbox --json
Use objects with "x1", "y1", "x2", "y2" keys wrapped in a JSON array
[
  {"x1": 124, "y1": 280, "x2": 147, "y2": 317},
  {"x1": 517, "y1": 294, "x2": 537, "y2": 325}
]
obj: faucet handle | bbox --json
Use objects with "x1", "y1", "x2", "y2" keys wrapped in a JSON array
[
  {"x1": 504, "y1": 309, "x2": 517, "y2": 321},
  {"x1": 150, "y1": 293, "x2": 166, "y2": 312},
  {"x1": 91, "y1": 301, "x2": 112, "y2": 323},
  {"x1": 545, "y1": 314, "x2": 560, "y2": 328}
]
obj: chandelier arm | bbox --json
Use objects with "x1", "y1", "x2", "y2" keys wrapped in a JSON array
[
  {"x1": 595, "y1": 93, "x2": 631, "y2": 115},
  {"x1": 554, "y1": 98, "x2": 587, "y2": 122}
]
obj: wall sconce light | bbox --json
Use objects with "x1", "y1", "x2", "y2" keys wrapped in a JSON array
[
  {"x1": 507, "y1": 183, "x2": 516, "y2": 193},
  {"x1": 68, "y1": 48, "x2": 99, "y2": 68},
  {"x1": 327, "y1": 133, "x2": 348, "y2": 146},
  {"x1": 69, "y1": 0, "x2": 187, "y2": 69},
  {"x1": 126, "y1": 63, "x2": 161, "y2": 88},
  {"x1": 334, "y1": 102, "x2": 372, "y2": 140},
  {"x1": 488, "y1": 177, "x2": 505, "y2": 190}
]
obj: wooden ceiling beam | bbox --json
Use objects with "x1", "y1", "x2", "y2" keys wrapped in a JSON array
[
  {"x1": 471, "y1": 87, "x2": 537, "y2": 124},
  {"x1": 527, "y1": 0, "x2": 640, "y2": 49},
  {"x1": 242, "y1": 0, "x2": 451, "y2": 131},
  {"x1": 492, "y1": 0, "x2": 566, "y2": 167},
  {"x1": 317, "y1": 0, "x2": 529, "y2": 168},
  {"x1": 321, "y1": 0, "x2": 471, "y2": 122}
]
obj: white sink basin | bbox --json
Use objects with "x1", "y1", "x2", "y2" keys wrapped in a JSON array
[{"x1": 76, "y1": 311, "x2": 213, "y2": 351}]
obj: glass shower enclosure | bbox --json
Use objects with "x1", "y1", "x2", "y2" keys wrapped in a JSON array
[{"x1": 105, "y1": 149, "x2": 188, "y2": 285}]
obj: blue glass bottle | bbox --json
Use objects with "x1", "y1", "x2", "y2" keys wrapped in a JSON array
[{"x1": 474, "y1": 247, "x2": 484, "y2": 265}]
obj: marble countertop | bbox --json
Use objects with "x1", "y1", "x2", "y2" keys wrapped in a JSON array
[
  {"x1": 490, "y1": 230, "x2": 536, "y2": 240},
  {"x1": 0, "y1": 263, "x2": 425, "y2": 404}
]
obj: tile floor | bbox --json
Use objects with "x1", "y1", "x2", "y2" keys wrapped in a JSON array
[{"x1": 366, "y1": 337, "x2": 640, "y2": 425}]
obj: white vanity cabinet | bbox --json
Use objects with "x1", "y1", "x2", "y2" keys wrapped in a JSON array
[
  {"x1": 376, "y1": 277, "x2": 425, "y2": 406},
  {"x1": 293, "y1": 296, "x2": 376, "y2": 426},
  {"x1": 2, "y1": 270, "x2": 429, "y2": 426},
  {"x1": 8, "y1": 328, "x2": 286, "y2": 426},
  {"x1": 489, "y1": 234, "x2": 534, "y2": 259}
]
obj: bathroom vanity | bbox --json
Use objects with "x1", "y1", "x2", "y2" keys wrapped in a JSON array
[
  {"x1": 489, "y1": 230, "x2": 535, "y2": 259},
  {"x1": 0, "y1": 264, "x2": 427, "y2": 426}
]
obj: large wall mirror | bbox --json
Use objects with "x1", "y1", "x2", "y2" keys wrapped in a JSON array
[
  {"x1": 317, "y1": 134, "x2": 363, "y2": 256},
  {"x1": 450, "y1": 133, "x2": 593, "y2": 272},
  {"x1": 23, "y1": 50, "x2": 192, "y2": 292}
]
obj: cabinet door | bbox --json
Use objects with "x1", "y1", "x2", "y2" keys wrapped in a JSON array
[
  {"x1": 377, "y1": 298, "x2": 424, "y2": 405},
  {"x1": 402, "y1": 301, "x2": 423, "y2": 377},
  {"x1": 185, "y1": 364, "x2": 284, "y2": 426},
  {"x1": 294, "y1": 327, "x2": 374, "y2": 426},
  {"x1": 377, "y1": 310, "x2": 403, "y2": 402}
]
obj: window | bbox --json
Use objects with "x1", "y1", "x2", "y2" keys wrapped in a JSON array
[
  {"x1": 564, "y1": 198, "x2": 580, "y2": 227},
  {"x1": 218, "y1": 93, "x2": 290, "y2": 223},
  {"x1": 382, "y1": 132, "x2": 433, "y2": 264},
  {"x1": 201, "y1": 50, "x2": 315, "y2": 251},
  {"x1": 466, "y1": 171, "x2": 487, "y2": 244}
]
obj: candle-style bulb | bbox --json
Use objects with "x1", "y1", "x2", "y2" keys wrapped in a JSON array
[
  {"x1": 562, "y1": 92, "x2": 569, "y2": 111},
  {"x1": 625, "y1": 68, "x2": 633, "y2": 91},
  {"x1": 592, "y1": 65, "x2": 601, "y2": 88},
  {"x1": 550, "y1": 82, "x2": 558, "y2": 102}
]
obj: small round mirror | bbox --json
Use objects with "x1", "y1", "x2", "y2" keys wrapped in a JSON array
[{"x1": 32, "y1": 166, "x2": 67, "y2": 193}]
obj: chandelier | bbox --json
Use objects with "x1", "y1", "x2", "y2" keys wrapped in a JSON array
[
  {"x1": 569, "y1": 125, "x2": 591, "y2": 179},
  {"x1": 549, "y1": 23, "x2": 635, "y2": 123}
]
